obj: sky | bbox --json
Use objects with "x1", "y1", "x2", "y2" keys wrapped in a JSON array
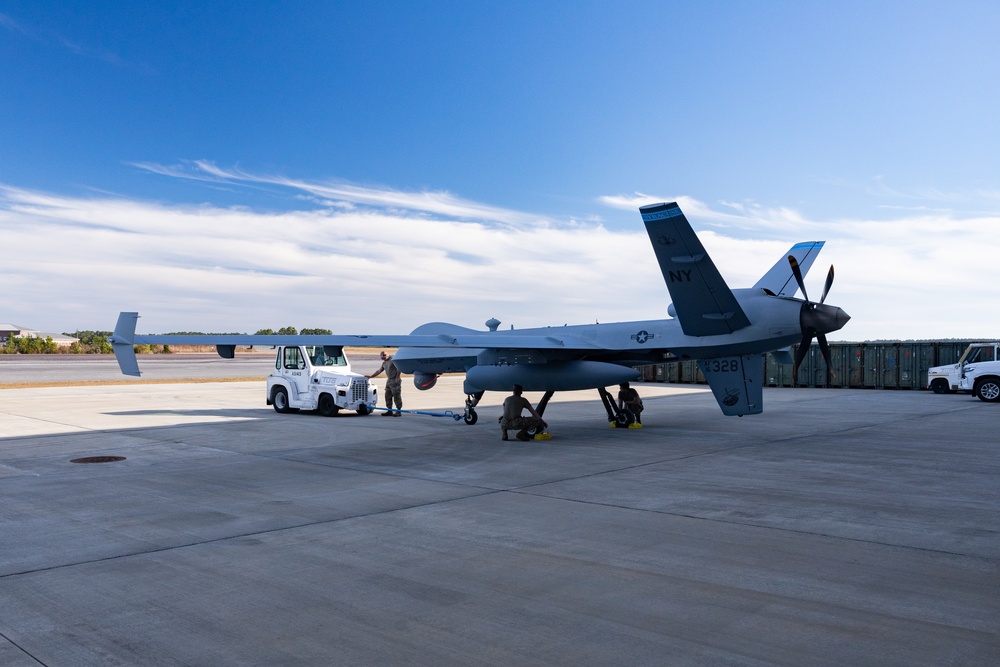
[{"x1": 2, "y1": 1, "x2": 1000, "y2": 341}]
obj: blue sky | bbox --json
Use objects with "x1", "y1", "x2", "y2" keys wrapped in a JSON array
[{"x1": 2, "y1": 2, "x2": 1000, "y2": 340}]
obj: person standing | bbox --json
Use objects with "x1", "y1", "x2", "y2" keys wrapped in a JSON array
[{"x1": 368, "y1": 350, "x2": 402, "y2": 416}]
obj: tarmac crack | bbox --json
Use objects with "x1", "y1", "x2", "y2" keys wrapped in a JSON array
[{"x1": 0, "y1": 628, "x2": 47, "y2": 666}]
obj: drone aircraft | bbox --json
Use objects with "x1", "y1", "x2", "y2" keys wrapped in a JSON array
[{"x1": 110, "y1": 202, "x2": 850, "y2": 424}]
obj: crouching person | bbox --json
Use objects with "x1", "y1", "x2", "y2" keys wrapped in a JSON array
[
  {"x1": 501, "y1": 385, "x2": 548, "y2": 441},
  {"x1": 617, "y1": 382, "x2": 643, "y2": 427}
]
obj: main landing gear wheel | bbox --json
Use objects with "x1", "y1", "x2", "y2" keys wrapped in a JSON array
[
  {"x1": 464, "y1": 409, "x2": 478, "y2": 425},
  {"x1": 614, "y1": 412, "x2": 630, "y2": 428}
]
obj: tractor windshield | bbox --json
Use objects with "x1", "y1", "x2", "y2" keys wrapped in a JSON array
[{"x1": 306, "y1": 345, "x2": 347, "y2": 367}]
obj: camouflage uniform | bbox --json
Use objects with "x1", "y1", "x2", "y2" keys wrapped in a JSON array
[
  {"x1": 501, "y1": 394, "x2": 546, "y2": 440},
  {"x1": 374, "y1": 357, "x2": 402, "y2": 410}
]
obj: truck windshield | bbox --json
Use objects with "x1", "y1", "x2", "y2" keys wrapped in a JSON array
[
  {"x1": 306, "y1": 345, "x2": 347, "y2": 367},
  {"x1": 961, "y1": 346, "x2": 998, "y2": 365}
]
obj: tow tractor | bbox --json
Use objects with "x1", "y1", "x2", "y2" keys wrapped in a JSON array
[
  {"x1": 267, "y1": 345, "x2": 476, "y2": 421},
  {"x1": 267, "y1": 345, "x2": 376, "y2": 416},
  {"x1": 927, "y1": 342, "x2": 1000, "y2": 393}
]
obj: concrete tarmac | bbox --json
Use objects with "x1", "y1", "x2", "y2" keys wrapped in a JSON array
[{"x1": 0, "y1": 358, "x2": 997, "y2": 666}]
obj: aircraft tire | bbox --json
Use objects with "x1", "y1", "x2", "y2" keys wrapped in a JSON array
[
  {"x1": 464, "y1": 409, "x2": 478, "y2": 425},
  {"x1": 356, "y1": 404, "x2": 371, "y2": 416}
]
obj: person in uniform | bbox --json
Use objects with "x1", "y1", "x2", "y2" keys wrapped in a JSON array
[
  {"x1": 501, "y1": 384, "x2": 548, "y2": 441},
  {"x1": 368, "y1": 350, "x2": 403, "y2": 415},
  {"x1": 617, "y1": 381, "x2": 643, "y2": 426}
]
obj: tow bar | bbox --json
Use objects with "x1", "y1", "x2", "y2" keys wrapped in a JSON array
[{"x1": 367, "y1": 405, "x2": 465, "y2": 422}]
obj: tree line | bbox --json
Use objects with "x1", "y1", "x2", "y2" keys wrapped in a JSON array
[{"x1": 0, "y1": 327, "x2": 334, "y2": 355}]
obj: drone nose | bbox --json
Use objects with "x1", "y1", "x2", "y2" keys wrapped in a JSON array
[
  {"x1": 834, "y1": 307, "x2": 851, "y2": 332},
  {"x1": 803, "y1": 303, "x2": 851, "y2": 335}
]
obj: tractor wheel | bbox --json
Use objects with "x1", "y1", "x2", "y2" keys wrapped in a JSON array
[
  {"x1": 272, "y1": 387, "x2": 298, "y2": 414},
  {"x1": 318, "y1": 393, "x2": 339, "y2": 417}
]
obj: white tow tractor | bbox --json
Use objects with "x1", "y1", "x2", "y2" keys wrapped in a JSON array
[
  {"x1": 267, "y1": 345, "x2": 377, "y2": 416},
  {"x1": 926, "y1": 342, "x2": 1000, "y2": 394}
]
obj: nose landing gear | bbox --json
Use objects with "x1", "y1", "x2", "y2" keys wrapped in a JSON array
[{"x1": 463, "y1": 390, "x2": 484, "y2": 425}]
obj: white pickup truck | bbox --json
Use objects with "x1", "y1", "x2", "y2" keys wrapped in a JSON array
[
  {"x1": 958, "y1": 360, "x2": 1000, "y2": 402},
  {"x1": 266, "y1": 345, "x2": 377, "y2": 416},
  {"x1": 926, "y1": 342, "x2": 999, "y2": 394}
]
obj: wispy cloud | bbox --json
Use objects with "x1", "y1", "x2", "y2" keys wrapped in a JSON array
[
  {"x1": 2, "y1": 175, "x2": 999, "y2": 341},
  {"x1": 0, "y1": 11, "x2": 153, "y2": 73},
  {"x1": 133, "y1": 161, "x2": 553, "y2": 229},
  {"x1": 0, "y1": 13, "x2": 29, "y2": 35}
]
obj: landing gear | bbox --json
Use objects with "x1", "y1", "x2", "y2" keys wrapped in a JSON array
[
  {"x1": 598, "y1": 386, "x2": 634, "y2": 428},
  {"x1": 535, "y1": 391, "x2": 554, "y2": 417},
  {"x1": 598, "y1": 386, "x2": 623, "y2": 422},
  {"x1": 464, "y1": 391, "x2": 484, "y2": 426},
  {"x1": 526, "y1": 391, "x2": 555, "y2": 436}
]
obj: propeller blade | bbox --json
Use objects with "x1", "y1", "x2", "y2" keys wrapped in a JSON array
[
  {"x1": 819, "y1": 266, "x2": 835, "y2": 304},
  {"x1": 788, "y1": 255, "x2": 809, "y2": 302},
  {"x1": 817, "y1": 333, "x2": 832, "y2": 385},
  {"x1": 792, "y1": 334, "x2": 813, "y2": 385}
]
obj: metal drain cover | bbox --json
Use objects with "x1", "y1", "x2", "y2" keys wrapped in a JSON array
[{"x1": 70, "y1": 456, "x2": 127, "y2": 464}]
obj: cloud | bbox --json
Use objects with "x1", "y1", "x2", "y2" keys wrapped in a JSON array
[
  {"x1": 1, "y1": 11, "x2": 153, "y2": 73},
  {"x1": 132, "y1": 161, "x2": 553, "y2": 229},
  {"x1": 0, "y1": 181, "x2": 651, "y2": 334},
  {"x1": 2, "y1": 174, "x2": 999, "y2": 341}
]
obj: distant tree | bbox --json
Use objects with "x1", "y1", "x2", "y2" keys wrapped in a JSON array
[
  {"x1": 277, "y1": 326, "x2": 298, "y2": 335},
  {"x1": 1, "y1": 335, "x2": 59, "y2": 354},
  {"x1": 300, "y1": 328, "x2": 333, "y2": 335},
  {"x1": 130, "y1": 344, "x2": 172, "y2": 354},
  {"x1": 255, "y1": 328, "x2": 275, "y2": 335},
  {"x1": 64, "y1": 330, "x2": 113, "y2": 354}
]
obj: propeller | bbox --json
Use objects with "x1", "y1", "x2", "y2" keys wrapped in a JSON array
[{"x1": 788, "y1": 256, "x2": 849, "y2": 385}]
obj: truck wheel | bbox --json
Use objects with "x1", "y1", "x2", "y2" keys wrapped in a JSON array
[
  {"x1": 930, "y1": 378, "x2": 952, "y2": 394},
  {"x1": 974, "y1": 378, "x2": 1000, "y2": 402},
  {"x1": 272, "y1": 387, "x2": 298, "y2": 413},
  {"x1": 318, "y1": 393, "x2": 339, "y2": 417}
]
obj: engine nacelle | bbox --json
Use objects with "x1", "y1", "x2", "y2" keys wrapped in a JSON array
[
  {"x1": 464, "y1": 361, "x2": 640, "y2": 393},
  {"x1": 413, "y1": 372, "x2": 439, "y2": 390}
]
